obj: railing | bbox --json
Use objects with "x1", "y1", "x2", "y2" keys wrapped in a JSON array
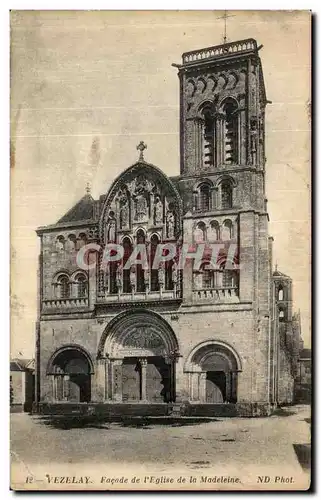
[
  {"x1": 97, "y1": 289, "x2": 181, "y2": 304},
  {"x1": 182, "y1": 38, "x2": 257, "y2": 65},
  {"x1": 193, "y1": 287, "x2": 239, "y2": 302},
  {"x1": 42, "y1": 297, "x2": 89, "y2": 311}
]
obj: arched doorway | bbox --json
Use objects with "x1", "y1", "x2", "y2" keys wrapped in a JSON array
[
  {"x1": 185, "y1": 341, "x2": 241, "y2": 404},
  {"x1": 98, "y1": 310, "x2": 179, "y2": 403},
  {"x1": 47, "y1": 345, "x2": 94, "y2": 403}
]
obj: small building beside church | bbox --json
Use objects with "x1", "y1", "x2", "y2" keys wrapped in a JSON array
[
  {"x1": 10, "y1": 358, "x2": 35, "y2": 412},
  {"x1": 35, "y1": 38, "x2": 301, "y2": 417}
]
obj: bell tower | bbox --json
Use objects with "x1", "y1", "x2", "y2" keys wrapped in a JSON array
[{"x1": 174, "y1": 38, "x2": 268, "y2": 176}]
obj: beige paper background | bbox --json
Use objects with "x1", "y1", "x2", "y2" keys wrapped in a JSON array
[{"x1": 10, "y1": 10, "x2": 311, "y2": 491}]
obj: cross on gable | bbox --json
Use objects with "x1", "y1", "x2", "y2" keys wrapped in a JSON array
[{"x1": 137, "y1": 141, "x2": 147, "y2": 161}]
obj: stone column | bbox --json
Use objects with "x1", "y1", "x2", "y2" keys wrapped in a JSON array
[
  {"x1": 216, "y1": 115, "x2": 223, "y2": 166},
  {"x1": 104, "y1": 358, "x2": 109, "y2": 401},
  {"x1": 51, "y1": 375, "x2": 57, "y2": 402},
  {"x1": 94, "y1": 358, "x2": 107, "y2": 402},
  {"x1": 139, "y1": 358, "x2": 148, "y2": 402},
  {"x1": 230, "y1": 371, "x2": 238, "y2": 403},
  {"x1": 199, "y1": 372, "x2": 207, "y2": 402},
  {"x1": 111, "y1": 359, "x2": 123, "y2": 402},
  {"x1": 190, "y1": 372, "x2": 200, "y2": 402},
  {"x1": 63, "y1": 375, "x2": 70, "y2": 401}
]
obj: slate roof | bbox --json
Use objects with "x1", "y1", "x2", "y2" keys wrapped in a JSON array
[{"x1": 57, "y1": 194, "x2": 95, "y2": 223}]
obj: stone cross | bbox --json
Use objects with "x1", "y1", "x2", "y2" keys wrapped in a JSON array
[{"x1": 137, "y1": 141, "x2": 147, "y2": 161}]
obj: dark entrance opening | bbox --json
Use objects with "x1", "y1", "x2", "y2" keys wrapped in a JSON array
[
  {"x1": 49, "y1": 348, "x2": 93, "y2": 403},
  {"x1": 146, "y1": 356, "x2": 171, "y2": 403},
  {"x1": 69, "y1": 374, "x2": 91, "y2": 402},
  {"x1": 122, "y1": 358, "x2": 140, "y2": 402},
  {"x1": 206, "y1": 371, "x2": 226, "y2": 403}
]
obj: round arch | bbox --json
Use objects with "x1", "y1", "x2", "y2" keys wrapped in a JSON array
[
  {"x1": 46, "y1": 344, "x2": 95, "y2": 375},
  {"x1": 184, "y1": 339, "x2": 242, "y2": 373},
  {"x1": 97, "y1": 309, "x2": 179, "y2": 358},
  {"x1": 99, "y1": 161, "x2": 183, "y2": 242}
]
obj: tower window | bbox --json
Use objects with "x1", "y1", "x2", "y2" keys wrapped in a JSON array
[
  {"x1": 221, "y1": 180, "x2": 233, "y2": 209},
  {"x1": 278, "y1": 286, "x2": 284, "y2": 301},
  {"x1": 222, "y1": 99, "x2": 238, "y2": 165},
  {"x1": 202, "y1": 107, "x2": 215, "y2": 167},
  {"x1": 279, "y1": 309, "x2": 285, "y2": 322},
  {"x1": 56, "y1": 275, "x2": 70, "y2": 299},
  {"x1": 222, "y1": 270, "x2": 239, "y2": 289},
  {"x1": 199, "y1": 184, "x2": 211, "y2": 211},
  {"x1": 75, "y1": 274, "x2": 87, "y2": 298}
]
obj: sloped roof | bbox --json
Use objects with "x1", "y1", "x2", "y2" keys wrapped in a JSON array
[
  {"x1": 57, "y1": 194, "x2": 95, "y2": 223},
  {"x1": 10, "y1": 361, "x2": 23, "y2": 372},
  {"x1": 10, "y1": 358, "x2": 34, "y2": 371},
  {"x1": 273, "y1": 269, "x2": 292, "y2": 279}
]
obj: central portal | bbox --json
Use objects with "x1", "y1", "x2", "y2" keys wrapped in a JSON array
[
  {"x1": 122, "y1": 356, "x2": 170, "y2": 403},
  {"x1": 99, "y1": 309, "x2": 180, "y2": 403}
]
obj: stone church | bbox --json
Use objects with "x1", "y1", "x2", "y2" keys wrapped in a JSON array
[{"x1": 35, "y1": 38, "x2": 301, "y2": 417}]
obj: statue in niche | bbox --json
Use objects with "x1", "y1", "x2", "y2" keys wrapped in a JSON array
[
  {"x1": 119, "y1": 195, "x2": 129, "y2": 228},
  {"x1": 105, "y1": 213, "x2": 116, "y2": 244},
  {"x1": 154, "y1": 196, "x2": 163, "y2": 225},
  {"x1": 158, "y1": 262, "x2": 165, "y2": 288},
  {"x1": 134, "y1": 194, "x2": 148, "y2": 221},
  {"x1": 172, "y1": 261, "x2": 178, "y2": 285},
  {"x1": 166, "y1": 210, "x2": 175, "y2": 239},
  {"x1": 129, "y1": 265, "x2": 136, "y2": 291}
]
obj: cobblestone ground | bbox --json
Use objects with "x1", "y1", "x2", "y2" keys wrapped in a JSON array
[{"x1": 11, "y1": 405, "x2": 311, "y2": 491}]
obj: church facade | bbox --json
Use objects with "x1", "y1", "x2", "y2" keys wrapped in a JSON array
[{"x1": 35, "y1": 38, "x2": 300, "y2": 417}]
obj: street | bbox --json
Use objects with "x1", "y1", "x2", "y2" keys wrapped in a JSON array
[{"x1": 10, "y1": 405, "x2": 311, "y2": 491}]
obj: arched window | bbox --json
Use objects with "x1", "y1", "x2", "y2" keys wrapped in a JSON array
[
  {"x1": 202, "y1": 267, "x2": 214, "y2": 289},
  {"x1": 278, "y1": 286, "x2": 284, "y2": 301},
  {"x1": 74, "y1": 273, "x2": 88, "y2": 298},
  {"x1": 55, "y1": 236, "x2": 65, "y2": 251},
  {"x1": 202, "y1": 106, "x2": 215, "y2": 167},
  {"x1": 221, "y1": 99, "x2": 238, "y2": 164},
  {"x1": 56, "y1": 274, "x2": 70, "y2": 299},
  {"x1": 221, "y1": 180, "x2": 233, "y2": 209},
  {"x1": 222, "y1": 269, "x2": 239, "y2": 289},
  {"x1": 150, "y1": 234, "x2": 160, "y2": 292},
  {"x1": 122, "y1": 237, "x2": 133, "y2": 293},
  {"x1": 194, "y1": 221, "x2": 206, "y2": 243},
  {"x1": 209, "y1": 220, "x2": 220, "y2": 241},
  {"x1": 221, "y1": 220, "x2": 233, "y2": 241},
  {"x1": 77, "y1": 233, "x2": 87, "y2": 250},
  {"x1": 196, "y1": 262, "x2": 221, "y2": 290},
  {"x1": 136, "y1": 229, "x2": 146, "y2": 292},
  {"x1": 279, "y1": 308, "x2": 285, "y2": 322},
  {"x1": 66, "y1": 234, "x2": 77, "y2": 251},
  {"x1": 199, "y1": 183, "x2": 211, "y2": 212}
]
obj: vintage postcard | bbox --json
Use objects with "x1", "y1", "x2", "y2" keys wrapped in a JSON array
[{"x1": 10, "y1": 10, "x2": 311, "y2": 491}]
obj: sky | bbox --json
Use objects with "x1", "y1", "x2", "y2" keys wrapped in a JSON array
[{"x1": 10, "y1": 10, "x2": 311, "y2": 357}]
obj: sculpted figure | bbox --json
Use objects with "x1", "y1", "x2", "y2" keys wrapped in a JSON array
[
  {"x1": 154, "y1": 197, "x2": 163, "y2": 225},
  {"x1": 166, "y1": 211, "x2": 175, "y2": 238},
  {"x1": 158, "y1": 262, "x2": 165, "y2": 287},
  {"x1": 120, "y1": 197, "x2": 129, "y2": 228}
]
